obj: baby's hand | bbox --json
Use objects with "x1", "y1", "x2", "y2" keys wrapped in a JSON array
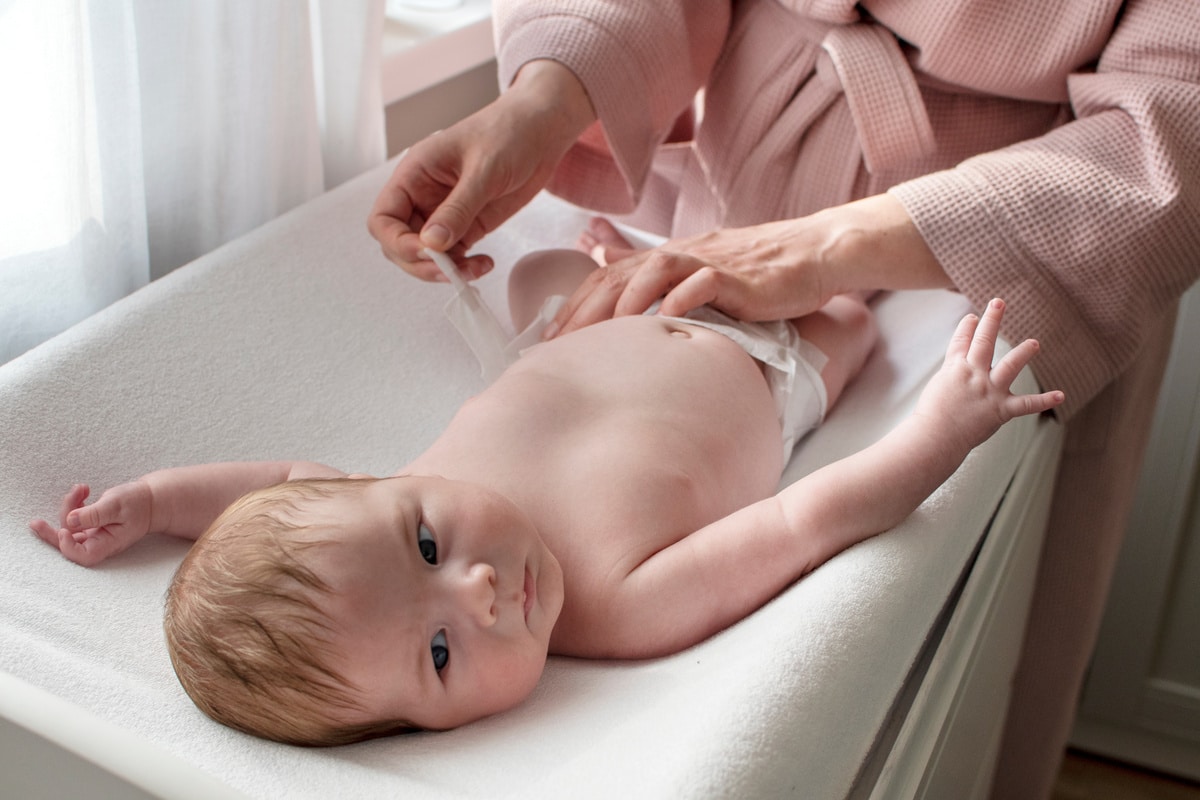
[
  {"x1": 30, "y1": 481, "x2": 153, "y2": 567},
  {"x1": 916, "y1": 298, "x2": 1065, "y2": 452}
]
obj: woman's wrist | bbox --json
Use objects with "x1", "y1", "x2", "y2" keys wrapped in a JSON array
[
  {"x1": 815, "y1": 193, "x2": 952, "y2": 296},
  {"x1": 508, "y1": 59, "x2": 597, "y2": 150}
]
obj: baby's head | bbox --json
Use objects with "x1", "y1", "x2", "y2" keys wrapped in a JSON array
[{"x1": 164, "y1": 475, "x2": 564, "y2": 745}]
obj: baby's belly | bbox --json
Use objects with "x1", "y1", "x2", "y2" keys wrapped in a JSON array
[
  {"x1": 502, "y1": 315, "x2": 785, "y2": 541},
  {"x1": 512, "y1": 315, "x2": 771, "y2": 405}
]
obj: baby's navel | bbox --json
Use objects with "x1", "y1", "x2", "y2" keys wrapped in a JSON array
[{"x1": 664, "y1": 322, "x2": 693, "y2": 339}]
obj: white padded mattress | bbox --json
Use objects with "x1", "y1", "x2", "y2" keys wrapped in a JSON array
[{"x1": 0, "y1": 158, "x2": 1040, "y2": 799}]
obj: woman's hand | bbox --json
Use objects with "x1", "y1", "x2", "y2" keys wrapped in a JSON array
[
  {"x1": 550, "y1": 194, "x2": 953, "y2": 337},
  {"x1": 368, "y1": 60, "x2": 595, "y2": 282},
  {"x1": 553, "y1": 220, "x2": 832, "y2": 337}
]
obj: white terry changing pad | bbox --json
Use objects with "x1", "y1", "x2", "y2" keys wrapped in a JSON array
[{"x1": 0, "y1": 158, "x2": 1039, "y2": 799}]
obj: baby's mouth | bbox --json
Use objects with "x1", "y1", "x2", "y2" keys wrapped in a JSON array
[{"x1": 523, "y1": 566, "x2": 535, "y2": 622}]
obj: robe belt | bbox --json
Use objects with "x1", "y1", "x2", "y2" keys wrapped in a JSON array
[{"x1": 816, "y1": 22, "x2": 936, "y2": 173}]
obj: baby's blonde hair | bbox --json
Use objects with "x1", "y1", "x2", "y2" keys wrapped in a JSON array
[{"x1": 163, "y1": 478, "x2": 414, "y2": 746}]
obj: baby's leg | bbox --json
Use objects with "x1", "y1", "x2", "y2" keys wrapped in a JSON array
[
  {"x1": 790, "y1": 295, "x2": 878, "y2": 410},
  {"x1": 507, "y1": 248, "x2": 599, "y2": 331}
]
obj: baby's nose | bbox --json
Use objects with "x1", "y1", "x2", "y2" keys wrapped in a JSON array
[{"x1": 456, "y1": 563, "x2": 497, "y2": 627}]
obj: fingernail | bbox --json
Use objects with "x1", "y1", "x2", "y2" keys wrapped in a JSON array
[
  {"x1": 541, "y1": 321, "x2": 560, "y2": 341},
  {"x1": 421, "y1": 224, "x2": 451, "y2": 251},
  {"x1": 66, "y1": 512, "x2": 78, "y2": 528}
]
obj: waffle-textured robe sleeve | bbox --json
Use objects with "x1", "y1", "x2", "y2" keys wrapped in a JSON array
[
  {"x1": 889, "y1": 0, "x2": 1200, "y2": 417},
  {"x1": 494, "y1": 0, "x2": 729, "y2": 213}
]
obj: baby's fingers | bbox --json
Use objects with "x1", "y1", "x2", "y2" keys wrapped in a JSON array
[
  {"x1": 28, "y1": 520, "x2": 106, "y2": 566},
  {"x1": 30, "y1": 518, "x2": 62, "y2": 548},
  {"x1": 967, "y1": 298, "x2": 1005, "y2": 368},
  {"x1": 1004, "y1": 389, "x2": 1065, "y2": 420},
  {"x1": 990, "y1": 336, "x2": 1065, "y2": 418},
  {"x1": 54, "y1": 528, "x2": 113, "y2": 567},
  {"x1": 990, "y1": 338, "x2": 1042, "y2": 390},
  {"x1": 65, "y1": 493, "x2": 115, "y2": 531},
  {"x1": 944, "y1": 312, "x2": 980, "y2": 364},
  {"x1": 57, "y1": 484, "x2": 90, "y2": 528}
]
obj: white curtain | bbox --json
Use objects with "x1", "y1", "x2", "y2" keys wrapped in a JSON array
[{"x1": 0, "y1": 0, "x2": 385, "y2": 364}]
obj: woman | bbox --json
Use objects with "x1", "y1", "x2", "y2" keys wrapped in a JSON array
[{"x1": 368, "y1": 2, "x2": 1200, "y2": 795}]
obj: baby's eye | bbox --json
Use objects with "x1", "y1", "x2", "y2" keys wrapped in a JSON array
[
  {"x1": 431, "y1": 630, "x2": 449, "y2": 673},
  {"x1": 417, "y1": 522, "x2": 437, "y2": 564}
]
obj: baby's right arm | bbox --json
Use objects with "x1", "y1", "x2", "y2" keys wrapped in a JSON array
[{"x1": 30, "y1": 461, "x2": 346, "y2": 567}]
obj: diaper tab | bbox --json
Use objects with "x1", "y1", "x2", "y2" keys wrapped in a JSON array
[
  {"x1": 506, "y1": 295, "x2": 568, "y2": 359},
  {"x1": 426, "y1": 249, "x2": 513, "y2": 382}
]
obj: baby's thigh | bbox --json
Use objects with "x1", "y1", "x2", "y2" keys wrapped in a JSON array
[
  {"x1": 507, "y1": 249, "x2": 598, "y2": 331},
  {"x1": 788, "y1": 294, "x2": 878, "y2": 410}
]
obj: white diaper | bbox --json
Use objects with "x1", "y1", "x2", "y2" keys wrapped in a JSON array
[
  {"x1": 660, "y1": 305, "x2": 827, "y2": 464},
  {"x1": 513, "y1": 297, "x2": 828, "y2": 464}
]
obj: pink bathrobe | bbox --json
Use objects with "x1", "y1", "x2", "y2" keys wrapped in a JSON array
[{"x1": 495, "y1": 0, "x2": 1200, "y2": 796}]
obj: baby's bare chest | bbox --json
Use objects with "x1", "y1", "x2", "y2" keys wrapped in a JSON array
[
  {"x1": 493, "y1": 318, "x2": 784, "y2": 556},
  {"x1": 425, "y1": 315, "x2": 784, "y2": 557}
]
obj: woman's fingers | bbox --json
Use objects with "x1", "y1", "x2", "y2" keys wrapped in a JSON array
[
  {"x1": 419, "y1": 167, "x2": 494, "y2": 253},
  {"x1": 659, "y1": 265, "x2": 727, "y2": 318},
  {"x1": 554, "y1": 252, "x2": 713, "y2": 336},
  {"x1": 614, "y1": 252, "x2": 706, "y2": 317},
  {"x1": 552, "y1": 267, "x2": 631, "y2": 336}
]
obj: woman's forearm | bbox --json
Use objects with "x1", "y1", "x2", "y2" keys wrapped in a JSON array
[{"x1": 507, "y1": 59, "x2": 597, "y2": 153}]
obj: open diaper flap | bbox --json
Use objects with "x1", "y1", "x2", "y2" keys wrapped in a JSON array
[{"x1": 0, "y1": 158, "x2": 1059, "y2": 799}]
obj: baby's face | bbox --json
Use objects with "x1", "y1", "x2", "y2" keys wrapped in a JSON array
[{"x1": 309, "y1": 476, "x2": 564, "y2": 730}]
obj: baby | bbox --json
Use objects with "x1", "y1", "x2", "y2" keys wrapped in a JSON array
[{"x1": 32, "y1": 249, "x2": 1063, "y2": 747}]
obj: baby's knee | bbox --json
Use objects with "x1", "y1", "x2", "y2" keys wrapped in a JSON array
[
  {"x1": 842, "y1": 294, "x2": 878, "y2": 349},
  {"x1": 507, "y1": 249, "x2": 598, "y2": 331},
  {"x1": 807, "y1": 293, "x2": 878, "y2": 350}
]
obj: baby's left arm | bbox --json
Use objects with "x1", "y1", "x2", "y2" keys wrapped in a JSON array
[
  {"x1": 607, "y1": 298, "x2": 1062, "y2": 657},
  {"x1": 787, "y1": 298, "x2": 1064, "y2": 552},
  {"x1": 30, "y1": 460, "x2": 346, "y2": 567}
]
